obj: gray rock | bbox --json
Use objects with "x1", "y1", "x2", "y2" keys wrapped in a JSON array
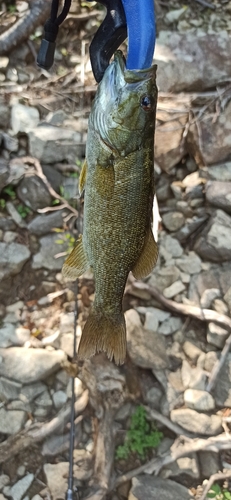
[
  {"x1": 200, "y1": 162, "x2": 231, "y2": 182},
  {"x1": 224, "y1": 286, "x2": 231, "y2": 312},
  {"x1": 0, "y1": 161, "x2": 8, "y2": 192},
  {"x1": 62, "y1": 176, "x2": 78, "y2": 201},
  {"x1": 200, "y1": 288, "x2": 221, "y2": 309},
  {"x1": 162, "y1": 455, "x2": 200, "y2": 480},
  {"x1": 17, "y1": 175, "x2": 51, "y2": 211},
  {"x1": 207, "y1": 322, "x2": 229, "y2": 349},
  {"x1": 181, "y1": 360, "x2": 207, "y2": 390},
  {"x1": 176, "y1": 215, "x2": 209, "y2": 244},
  {"x1": 60, "y1": 333, "x2": 74, "y2": 358},
  {"x1": 194, "y1": 210, "x2": 231, "y2": 262},
  {"x1": 35, "y1": 388, "x2": 52, "y2": 409},
  {"x1": 52, "y1": 390, "x2": 67, "y2": 409},
  {"x1": 171, "y1": 408, "x2": 222, "y2": 435},
  {"x1": 11, "y1": 104, "x2": 39, "y2": 134},
  {"x1": 10, "y1": 474, "x2": 34, "y2": 500},
  {"x1": 32, "y1": 233, "x2": 69, "y2": 271},
  {"x1": 6, "y1": 201, "x2": 26, "y2": 228},
  {"x1": 188, "y1": 263, "x2": 231, "y2": 306},
  {"x1": 0, "y1": 347, "x2": 66, "y2": 383},
  {"x1": 163, "y1": 280, "x2": 185, "y2": 299},
  {"x1": 0, "y1": 324, "x2": 30, "y2": 348},
  {"x1": 125, "y1": 310, "x2": 168, "y2": 370},
  {"x1": 43, "y1": 463, "x2": 69, "y2": 500},
  {"x1": 184, "y1": 389, "x2": 215, "y2": 412},
  {"x1": 29, "y1": 126, "x2": 82, "y2": 164},
  {"x1": 0, "y1": 242, "x2": 31, "y2": 280},
  {"x1": 28, "y1": 211, "x2": 65, "y2": 236},
  {"x1": 199, "y1": 451, "x2": 221, "y2": 479},
  {"x1": 158, "y1": 316, "x2": 182, "y2": 335},
  {"x1": 128, "y1": 476, "x2": 192, "y2": 500},
  {"x1": 155, "y1": 31, "x2": 231, "y2": 93},
  {"x1": 144, "y1": 311, "x2": 159, "y2": 331},
  {"x1": 0, "y1": 376, "x2": 22, "y2": 401},
  {"x1": 0, "y1": 408, "x2": 27, "y2": 434},
  {"x1": 42, "y1": 164, "x2": 63, "y2": 193},
  {"x1": 175, "y1": 251, "x2": 201, "y2": 274},
  {"x1": 165, "y1": 7, "x2": 186, "y2": 24},
  {"x1": 137, "y1": 307, "x2": 170, "y2": 323},
  {"x1": 148, "y1": 265, "x2": 180, "y2": 292},
  {"x1": 213, "y1": 353, "x2": 231, "y2": 407},
  {"x1": 204, "y1": 351, "x2": 219, "y2": 373},
  {"x1": 2, "y1": 132, "x2": 18, "y2": 153},
  {"x1": 46, "y1": 110, "x2": 67, "y2": 126},
  {"x1": 20, "y1": 381, "x2": 47, "y2": 402},
  {"x1": 214, "y1": 298, "x2": 228, "y2": 315},
  {"x1": 164, "y1": 235, "x2": 183, "y2": 257},
  {"x1": 206, "y1": 181, "x2": 231, "y2": 214},
  {"x1": 3, "y1": 231, "x2": 17, "y2": 243},
  {"x1": 146, "y1": 387, "x2": 163, "y2": 408},
  {"x1": 188, "y1": 101, "x2": 231, "y2": 166},
  {"x1": 59, "y1": 312, "x2": 75, "y2": 334},
  {"x1": 0, "y1": 475, "x2": 10, "y2": 490},
  {"x1": 162, "y1": 212, "x2": 185, "y2": 231}
]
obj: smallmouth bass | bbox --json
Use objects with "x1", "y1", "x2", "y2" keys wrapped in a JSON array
[{"x1": 62, "y1": 51, "x2": 158, "y2": 364}]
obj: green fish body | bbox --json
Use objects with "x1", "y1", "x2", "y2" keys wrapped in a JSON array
[{"x1": 63, "y1": 51, "x2": 158, "y2": 364}]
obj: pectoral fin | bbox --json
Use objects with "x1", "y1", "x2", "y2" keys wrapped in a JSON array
[
  {"x1": 132, "y1": 227, "x2": 158, "y2": 280},
  {"x1": 62, "y1": 235, "x2": 89, "y2": 280},
  {"x1": 94, "y1": 163, "x2": 115, "y2": 200},
  {"x1": 79, "y1": 160, "x2": 87, "y2": 195}
]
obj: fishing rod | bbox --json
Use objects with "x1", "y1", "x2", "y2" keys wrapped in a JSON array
[{"x1": 66, "y1": 284, "x2": 79, "y2": 500}]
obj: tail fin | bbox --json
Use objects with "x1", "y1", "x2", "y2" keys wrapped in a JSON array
[{"x1": 78, "y1": 307, "x2": 126, "y2": 365}]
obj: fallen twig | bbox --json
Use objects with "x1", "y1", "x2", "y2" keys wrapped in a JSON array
[
  {"x1": 113, "y1": 433, "x2": 231, "y2": 489},
  {"x1": 193, "y1": 0, "x2": 216, "y2": 9},
  {"x1": 126, "y1": 278, "x2": 231, "y2": 331},
  {"x1": 199, "y1": 470, "x2": 231, "y2": 500},
  {"x1": 0, "y1": 390, "x2": 88, "y2": 464},
  {"x1": 20, "y1": 156, "x2": 78, "y2": 217},
  {"x1": 207, "y1": 333, "x2": 231, "y2": 393},
  {"x1": 145, "y1": 407, "x2": 195, "y2": 439}
]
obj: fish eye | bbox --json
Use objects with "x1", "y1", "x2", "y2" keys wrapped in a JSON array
[{"x1": 140, "y1": 95, "x2": 152, "y2": 111}]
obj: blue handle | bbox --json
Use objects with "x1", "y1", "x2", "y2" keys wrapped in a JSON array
[{"x1": 121, "y1": 0, "x2": 156, "y2": 70}]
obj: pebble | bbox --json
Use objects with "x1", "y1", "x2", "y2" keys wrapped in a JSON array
[
  {"x1": 207, "y1": 322, "x2": 229, "y2": 348},
  {"x1": 162, "y1": 455, "x2": 200, "y2": 480},
  {"x1": 0, "y1": 475, "x2": 10, "y2": 491},
  {"x1": 17, "y1": 176, "x2": 51, "y2": 211},
  {"x1": 0, "y1": 347, "x2": 67, "y2": 383},
  {"x1": 181, "y1": 360, "x2": 207, "y2": 390},
  {"x1": 11, "y1": 104, "x2": 39, "y2": 134},
  {"x1": 224, "y1": 286, "x2": 231, "y2": 312},
  {"x1": 3, "y1": 231, "x2": 17, "y2": 243},
  {"x1": 162, "y1": 212, "x2": 185, "y2": 231},
  {"x1": 20, "y1": 381, "x2": 48, "y2": 402},
  {"x1": 165, "y1": 7, "x2": 187, "y2": 24},
  {"x1": 0, "y1": 408, "x2": 27, "y2": 434},
  {"x1": 163, "y1": 280, "x2": 185, "y2": 299},
  {"x1": 28, "y1": 211, "x2": 65, "y2": 236},
  {"x1": 149, "y1": 265, "x2": 180, "y2": 292},
  {"x1": 204, "y1": 351, "x2": 219, "y2": 372},
  {"x1": 213, "y1": 353, "x2": 231, "y2": 407},
  {"x1": 0, "y1": 376, "x2": 22, "y2": 401},
  {"x1": 163, "y1": 235, "x2": 183, "y2": 258},
  {"x1": 35, "y1": 389, "x2": 53, "y2": 409},
  {"x1": 182, "y1": 341, "x2": 203, "y2": 363},
  {"x1": 136, "y1": 307, "x2": 170, "y2": 323},
  {"x1": 43, "y1": 463, "x2": 69, "y2": 500},
  {"x1": 29, "y1": 126, "x2": 83, "y2": 164},
  {"x1": 175, "y1": 251, "x2": 201, "y2": 274},
  {"x1": 52, "y1": 390, "x2": 68, "y2": 409},
  {"x1": 194, "y1": 209, "x2": 231, "y2": 262},
  {"x1": 184, "y1": 389, "x2": 215, "y2": 412},
  {"x1": 171, "y1": 408, "x2": 222, "y2": 435},
  {"x1": 158, "y1": 317, "x2": 182, "y2": 336},
  {"x1": 144, "y1": 311, "x2": 159, "y2": 331},
  {"x1": 10, "y1": 474, "x2": 34, "y2": 500},
  {"x1": 146, "y1": 387, "x2": 163, "y2": 408},
  {"x1": 17, "y1": 466, "x2": 26, "y2": 477},
  {"x1": 213, "y1": 298, "x2": 228, "y2": 315}
]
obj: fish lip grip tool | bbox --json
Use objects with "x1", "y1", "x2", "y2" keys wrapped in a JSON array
[{"x1": 88, "y1": 0, "x2": 156, "y2": 81}]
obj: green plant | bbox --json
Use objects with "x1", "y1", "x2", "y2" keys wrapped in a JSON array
[
  {"x1": 207, "y1": 484, "x2": 231, "y2": 499},
  {"x1": 17, "y1": 204, "x2": 31, "y2": 219},
  {"x1": 55, "y1": 231, "x2": 75, "y2": 254},
  {"x1": 3, "y1": 185, "x2": 16, "y2": 199},
  {"x1": 0, "y1": 199, "x2": 6, "y2": 208},
  {"x1": 116, "y1": 405, "x2": 163, "y2": 461}
]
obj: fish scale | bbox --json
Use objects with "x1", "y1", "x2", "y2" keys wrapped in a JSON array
[{"x1": 62, "y1": 51, "x2": 158, "y2": 364}]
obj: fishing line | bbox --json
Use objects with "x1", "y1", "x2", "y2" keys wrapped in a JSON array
[{"x1": 66, "y1": 280, "x2": 79, "y2": 500}]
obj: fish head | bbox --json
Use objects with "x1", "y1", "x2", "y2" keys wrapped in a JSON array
[{"x1": 91, "y1": 51, "x2": 157, "y2": 156}]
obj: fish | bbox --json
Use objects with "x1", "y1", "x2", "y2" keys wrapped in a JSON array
[{"x1": 62, "y1": 51, "x2": 158, "y2": 365}]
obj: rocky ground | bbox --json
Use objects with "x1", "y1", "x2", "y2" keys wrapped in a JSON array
[{"x1": 0, "y1": 1, "x2": 231, "y2": 500}]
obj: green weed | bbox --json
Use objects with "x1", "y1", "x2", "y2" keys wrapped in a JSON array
[
  {"x1": 0, "y1": 199, "x2": 6, "y2": 209},
  {"x1": 116, "y1": 405, "x2": 163, "y2": 461},
  {"x1": 55, "y1": 231, "x2": 75, "y2": 254},
  {"x1": 3, "y1": 185, "x2": 16, "y2": 199},
  {"x1": 206, "y1": 484, "x2": 231, "y2": 499},
  {"x1": 17, "y1": 204, "x2": 31, "y2": 219}
]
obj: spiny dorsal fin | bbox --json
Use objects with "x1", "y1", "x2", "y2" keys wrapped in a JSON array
[
  {"x1": 62, "y1": 235, "x2": 89, "y2": 280},
  {"x1": 132, "y1": 227, "x2": 158, "y2": 280},
  {"x1": 79, "y1": 160, "x2": 87, "y2": 195}
]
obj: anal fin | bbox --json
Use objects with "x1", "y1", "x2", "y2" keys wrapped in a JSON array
[
  {"x1": 62, "y1": 234, "x2": 89, "y2": 280},
  {"x1": 132, "y1": 227, "x2": 158, "y2": 280}
]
